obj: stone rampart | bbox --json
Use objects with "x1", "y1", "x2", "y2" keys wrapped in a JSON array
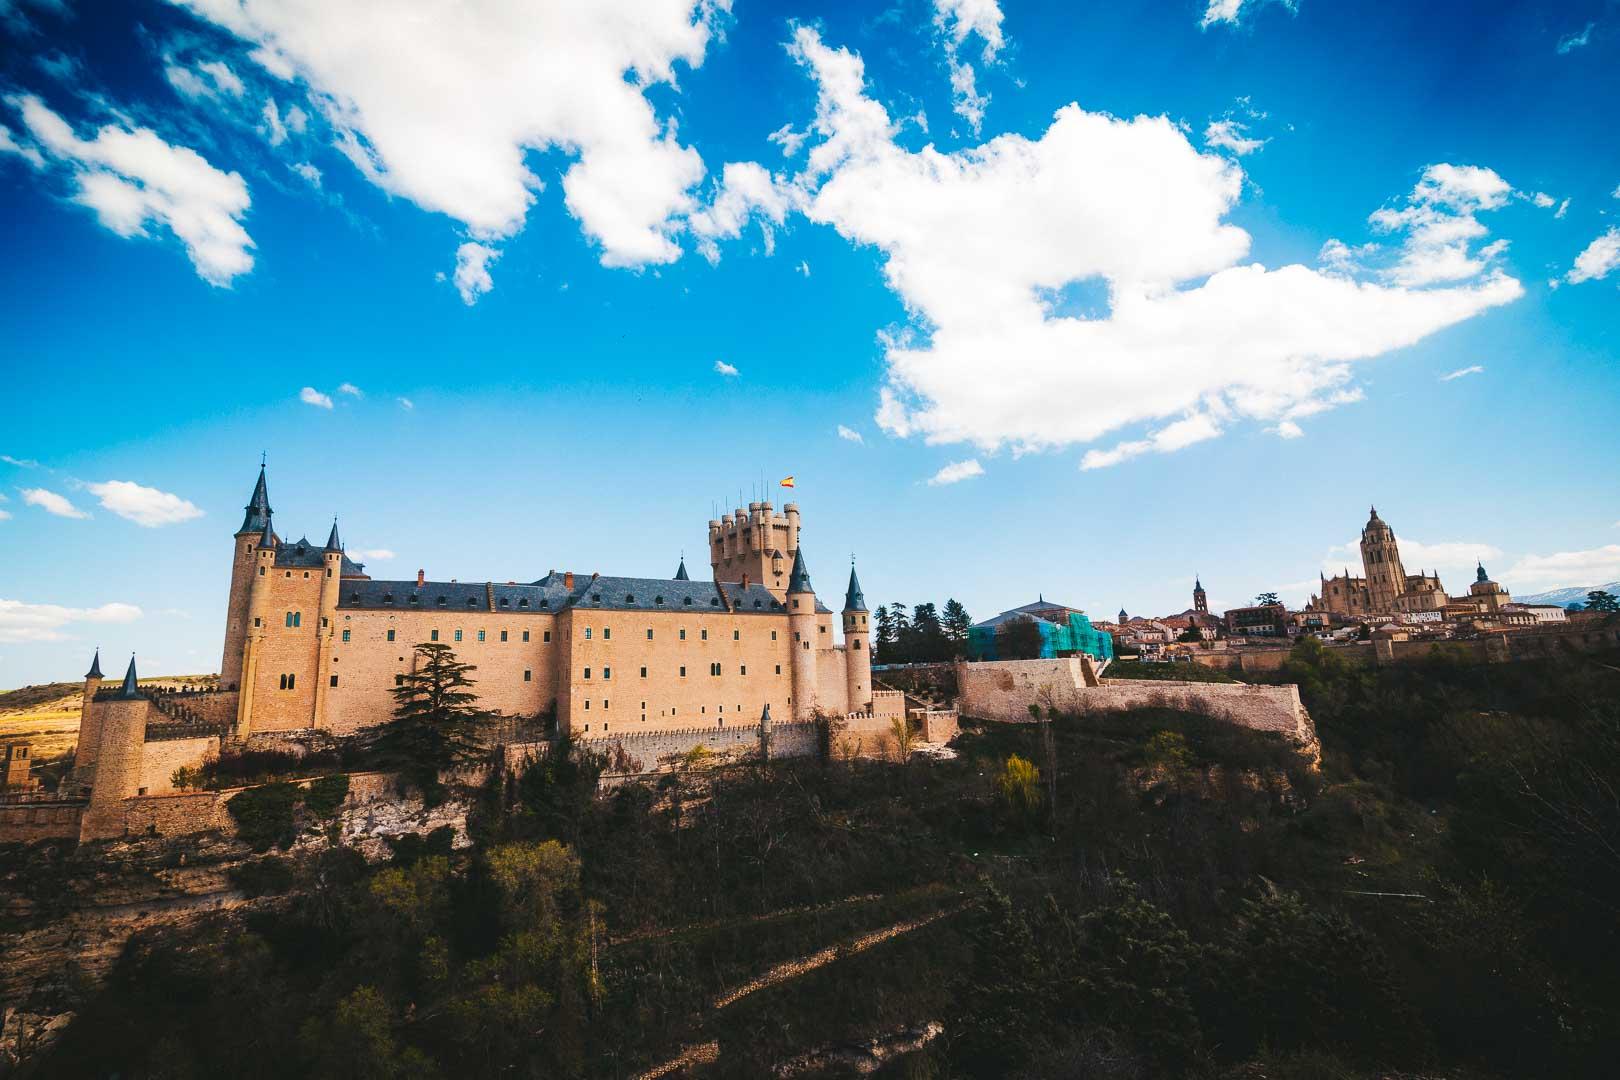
[
  {"x1": 0, "y1": 798, "x2": 86, "y2": 843},
  {"x1": 955, "y1": 658, "x2": 1315, "y2": 750}
]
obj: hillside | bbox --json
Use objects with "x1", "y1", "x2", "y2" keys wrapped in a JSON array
[
  {"x1": 0, "y1": 674, "x2": 214, "y2": 769},
  {"x1": 19, "y1": 645, "x2": 1620, "y2": 1079}
]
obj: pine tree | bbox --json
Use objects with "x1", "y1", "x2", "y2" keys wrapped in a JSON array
[
  {"x1": 942, "y1": 599, "x2": 972, "y2": 655},
  {"x1": 874, "y1": 605, "x2": 895, "y2": 664},
  {"x1": 370, "y1": 642, "x2": 487, "y2": 805},
  {"x1": 1584, "y1": 590, "x2": 1619, "y2": 613},
  {"x1": 912, "y1": 602, "x2": 946, "y2": 662},
  {"x1": 889, "y1": 603, "x2": 912, "y2": 663}
]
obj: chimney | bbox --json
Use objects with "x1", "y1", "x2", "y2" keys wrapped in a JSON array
[
  {"x1": 741, "y1": 572, "x2": 750, "y2": 589},
  {"x1": 564, "y1": 571, "x2": 574, "y2": 590},
  {"x1": 416, "y1": 569, "x2": 425, "y2": 587}
]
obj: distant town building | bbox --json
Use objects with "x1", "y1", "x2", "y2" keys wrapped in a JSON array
[
  {"x1": 967, "y1": 600, "x2": 1114, "y2": 662},
  {"x1": 1308, "y1": 507, "x2": 1451, "y2": 616},
  {"x1": 1224, "y1": 602, "x2": 1290, "y2": 637},
  {"x1": 2, "y1": 743, "x2": 37, "y2": 791}
]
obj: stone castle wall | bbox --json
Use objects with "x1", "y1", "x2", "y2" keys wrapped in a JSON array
[
  {"x1": 955, "y1": 658, "x2": 1315, "y2": 748},
  {"x1": 0, "y1": 799, "x2": 86, "y2": 843},
  {"x1": 136, "y1": 735, "x2": 220, "y2": 795}
]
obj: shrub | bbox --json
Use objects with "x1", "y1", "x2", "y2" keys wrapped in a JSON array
[{"x1": 994, "y1": 754, "x2": 1043, "y2": 821}]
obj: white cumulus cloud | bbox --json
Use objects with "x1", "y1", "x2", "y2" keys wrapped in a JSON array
[
  {"x1": 0, "y1": 598, "x2": 142, "y2": 644},
  {"x1": 1204, "y1": 119, "x2": 1267, "y2": 156},
  {"x1": 85, "y1": 480, "x2": 204, "y2": 527},
  {"x1": 451, "y1": 241, "x2": 499, "y2": 305},
  {"x1": 1368, "y1": 164, "x2": 1514, "y2": 287},
  {"x1": 355, "y1": 548, "x2": 395, "y2": 561},
  {"x1": 170, "y1": 0, "x2": 725, "y2": 269},
  {"x1": 1323, "y1": 535, "x2": 1502, "y2": 586},
  {"x1": 1505, "y1": 544, "x2": 1620, "y2": 590},
  {"x1": 2, "y1": 93, "x2": 254, "y2": 285},
  {"x1": 300, "y1": 386, "x2": 334, "y2": 409},
  {"x1": 927, "y1": 458, "x2": 985, "y2": 485},
  {"x1": 931, "y1": 0, "x2": 1005, "y2": 133},
  {"x1": 338, "y1": 382, "x2": 363, "y2": 397},
  {"x1": 782, "y1": 28, "x2": 1520, "y2": 468},
  {"x1": 1566, "y1": 227, "x2": 1620, "y2": 284},
  {"x1": 21, "y1": 487, "x2": 87, "y2": 518},
  {"x1": 714, "y1": 360, "x2": 739, "y2": 377}
]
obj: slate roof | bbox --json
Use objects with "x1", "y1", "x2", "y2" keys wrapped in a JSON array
[
  {"x1": 844, "y1": 565, "x2": 867, "y2": 612},
  {"x1": 238, "y1": 466, "x2": 272, "y2": 535},
  {"x1": 970, "y1": 599, "x2": 1087, "y2": 631},
  {"x1": 337, "y1": 571, "x2": 797, "y2": 616},
  {"x1": 272, "y1": 535, "x2": 368, "y2": 576},
  {"x1": 86, "y1": 648, "x2": 103, "y2": 680},
  {"x1": 788, "y1": 548, "x2": 813, "y2": 594}
]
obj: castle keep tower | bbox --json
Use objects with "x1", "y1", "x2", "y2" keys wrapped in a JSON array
[
  {"x1": 1360, "y1": 507, "x2": 1407, "y2": 613},
  {"x1": 710, "y1": 501, "x2": 800, "y2": 594},
  {"x1": 71, "y1": 648, "x2": 104, "y2": 782},
  {"x1": 842, "y1": 563, "x2": 871, "y2": 712},
  {"x1": 787, "y1": 547, "x2": 819, "y2": 720},
  {"x1": 79, "y1": 656, "x2": 147, "y2": 840},
  {"x1": 1193, "y1": 576, "x2": 1208, "y2": 615},
  {"x1": 222, "y1": 465, "x2": 272, "y2": 690}
]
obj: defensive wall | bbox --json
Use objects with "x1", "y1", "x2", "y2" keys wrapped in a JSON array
[
  {"x1": 1185, "y1": 619, "x2": 1620, "y2": 673},
  {"x1": 954, "y1": 657, "x2": 1316, "y2": 752}
]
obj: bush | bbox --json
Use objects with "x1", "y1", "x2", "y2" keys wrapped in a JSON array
[
  {"x1": 993, "y1": 754, "x2": 1043, "y2": 821},
  {"x1": 226, "y1": 776, "x2": 352, "y2": 853}
]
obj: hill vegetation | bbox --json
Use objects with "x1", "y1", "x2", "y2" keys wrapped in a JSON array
[{"x1": 21, "y1": 646, "x2": 1620, "y2": 1078}]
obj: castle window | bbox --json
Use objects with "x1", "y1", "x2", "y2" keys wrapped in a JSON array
[
  {"x1": 603, "y1": 700, "x2": 609, "y2": 710},
  {"x1": 603, "y1": 628, "x2": 611, "y2": 641},
  {"x1": 519, "y1": 598, "x2": 529, "y2": 608},
  {"x1": 775, "y1": 665, "x2": 781, "y2": 675},
  {"x1": 584, "y1": 667, "x2": 591, "y2": 679},
  {"x1": 680, "y1": 666, "x2": 687, "y2": 677},
  {"x1": 640, "y1": 667, "x2": 647, "y2": 678},
  {"x1": 683, "y1": 598, "x2": 693, "y2": 606},
  {"x1": 740, "y1": 665, "x2": 747, "y2": 675},
  {"x1": 733, "y1": 629, "x2": 740, "y2": 640},
  {"x1": 478, "y1": 630, "x2": 486, "y2": 642},
  {"x1": 303, "y1": 571, "x2": 310, "y2": 579},
  {"x1": 540, "y1": 600, "x2": 549, "y2": 609},
  {"x1": 820, "y1": 626, "x2": 827, "y2": 634},
  {"x1": 584, "y1": 627, "x2": 592, "y2": 640},
  {"x1": 853, "y1": 639, "x2": 862, "y2": 650},
  {"x1": 646, "y1": 628, "x2": 653, "y2": 640},
  {"x1": 500, "y1": 598, "x2": 509, "y2": 608},
  {"x1": 258, "y1": 566, "x2": 265, "y2": 576},
  {"x1": 584, "y1": 700, "x2": 590, "y2": 710},
  {"x1": 592, "y1": 593, "x2": 601, "y2": 603},
  {"x1": 431, "y1": 629, "x2": 439, "y2": 642},
  {"x1": 771, "y1": 630, "x2": 777, "y2": 641},
  {"x1": 454, "y1": 629, "x2": 463, "y2": 642},
  {"x1": 321, "y1": 617, "x2": 329, "y2": 628},
  {"x1": 330, "y1": 675, "x2": 339, "y2": 687},
  {"x1": 396, "y1": 674, "x2": 405, "y2": 686},
  {"x1": 524, "y1": 669, "x2": 531, "y2": 682},
  {"x1": 342, "y1": 629, "x2": 351, "y2": 643},
  {"x1": 753, "y1": 600, "x2": 762, "y2": 609},
  {"x1": 710, "y1": 662, "x2": 721, "y2": 676},
  {"x1": 603, "y1": 667, "x2": 611, "y2": 680},
  {"x1": 437, "y1": 596, "x2": 447, "y2": 607},
  {"x1": 680, "y1": 629, "x2": 686, "y2": 640},
  {"x1": 387, "y1": 629, "x2": 396, "y2": 642},
  {"x1": 279, "y1": 673, "x2": 296, "y2": 690},
  {"x1": 285, "y1": 611, "x2": 301, "y2": 628},
  {"x1": 543, "y1": 631, "x2": 550, "y2": 642},
  {"x1": 253, "y1": 617, "x2": 261, "y2": 627},
  {"x1": 500, "y1": 630, "x2": 508, "y2": 642},
  {"x1": 625, "y1": 594, "x2": 634, "y2": 603},
  {"x1": 701, "y1": 629, "x2": 708, "y2": 641},
  {"x1": 467, "y1": 596, "x2": 477, "y2": 607},
  {"x1": 409, "y1": 595, "x2": 420, "y2": 605},
  {"x1": 383, "y1": 594, "x2": 394, "y2": 604},
  {"x1": 794, "y1": 632, "x2": 801, "y2": 642},
  {"x1": 285, "y1": 571, "x2": 292, "y2": 578},
  {"x1": 655, "y1": 596, "x2": 664, "y2": 605},
  {"x1": 710, "y1": 598, "x2": 719, "y2": 607},
  {"x1": 522, "y1": 630, "x2": 530, "y2": 642},
  {"x1": 792, "y1": 598, "x2": 799, "y2": 609}
]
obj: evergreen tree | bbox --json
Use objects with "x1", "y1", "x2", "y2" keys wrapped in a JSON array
[
  {"x1": 369, "y1": 642, "x2": 487, "y2": 805},
  {"x1": 1254, "y1": 591, "x2": 1281, "y2": 607},
  {"x1": 889, "y1": 603, "x2": 912, "y2": 663},
  {"x1": 941, "y1": 598, "x2": 972, "y2": 654},
  {"x1": 1584, "y1": 590, "x2": 1619, "y2": 612},
  {"x1": 874, "y1": 605, "x2": 895, "y2": 664},
  {"x1": 912, "y1": 602, "x2": 946, "y2": 661}
]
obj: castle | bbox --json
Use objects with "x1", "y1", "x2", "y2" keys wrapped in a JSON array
[
  {"x1": 1307, "y1": 506, "x2": 1509, "y2": 618},
  {"x1": 60, "y1": 469, "x2": 896, "y2": 834}
]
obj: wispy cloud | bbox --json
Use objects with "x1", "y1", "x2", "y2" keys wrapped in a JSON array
[
  {"x1": 338, "y1": 382, "x2": 363, "y2": 397},
  {"x1": 451, "y1": 241, "x2": 499, "y2": 305},
  {"x1": 300, "y1": 386, "x2": 334, "y2": 409},
  {"x1": 1204, "y1": 118, "x2": 1266, "y2": 156},
  {"x1": 796, "y1": 260, "x2": 811, "y2": 277},
  {"x1": 1, "y1": 455, "x2": 41, "y2": 468},
  {"x1": 1556, "y1": 22, "x2": 1594, "y2": 54},
  {"x1": 21, "y1": 487, "x2": 87, "y2": 519},
  {"x1": 355, "y1": 548, "x2": 395, "y2": 561},
  {"x1": 1567, "y1": 227, "x2": 1620, "y2": 284},
  {"x1": 0, "y1": 598, "x2": 142, "y2": 644},
  {"x1": 927, "y1": 458, "x2": 985, "y2": 486},
  {"x1": 837, "y1": 424, "x2": 864, "y2": 444},
  {"x1": 714, "y1": 360, "x2": 740, "y2": 377},
  {"x1": 1505, "y1": 543, "x2": 1620, "y2": 590},
  {"x1": 86, "y1": 480, "x2": 204, "y2": 527},
  {"x1": 1440, "y1": 364, "x2": 1484, "y2": 381},
  {"x1": 397, "y1": 397, "x2": 415, "y2": 411}
]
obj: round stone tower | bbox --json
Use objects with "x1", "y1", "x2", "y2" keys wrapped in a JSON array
[
  {"x1": 786, "y1": 547, "x2": 819, "y2": 721},
  {"x1": 842, "y1": 561, "x2": 871, "y2": 713},
  {"x1": 222, "y1": 464, "x2": 273, "y2": 690},
  {"x1": 79, "y1": 656, "x2": 148, "y2": 841}
]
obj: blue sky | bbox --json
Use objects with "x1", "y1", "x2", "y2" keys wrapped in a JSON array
[{"x1": 1, "y1": 0, "x2": 1618, "y2": 686}]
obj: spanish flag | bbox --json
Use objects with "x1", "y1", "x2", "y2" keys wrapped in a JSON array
[{"x1": 779, "y1": 476, "x2": 795, "y2": 488}]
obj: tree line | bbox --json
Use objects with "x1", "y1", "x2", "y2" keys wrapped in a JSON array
[{"x1": 873, "y1": 600, "x2": 972, "y2": 664}]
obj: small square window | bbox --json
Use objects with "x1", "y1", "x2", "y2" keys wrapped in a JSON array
[
  {"x1": 342, "y1": 629, "x2": 351, "y2": 643},
  {"x1": 523, "y1": 630, "x2": 531, "y2": 642},
  {"x1": 387, "y1": 629, "x2": 396, "y2": 642},
  {"x1": 395, "y1": 674, "x2": 405, "y2": 686},
  {"x1": 603, "y1": 628, "x2": 611, "y2": 640},
  {"x1": 543, "y1": 630, "x2": 551, "y2": 642},
  {"x1": 431, "y1": 629, "x2": 440, "y2": 642},
  {"x1": 455, "y1": 629, "x2": 463, "y2": 642},
  {"x1": 500, "y1": 629, "x2": 508, "y2": 642},
  {"x1": 478, "y1": 630, "x2": 486, "y2": 642},
  {"x1": 329, "y1": 675, "x2": 339, "y2": 687},
  {"x1": 524, "y1": 669, "x2": 532, "y2": 682}
]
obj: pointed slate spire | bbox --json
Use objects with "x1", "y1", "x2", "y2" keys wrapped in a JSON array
[
  {"x1": 259, "y1": 511, "x2": 276, "y2": 551},
  {"x1": 843, "y1": 562, "x2": 867, "y2": 612},
  {"x1": 85, "y1": 648, "x2": 103, "y2": 680},
  {"x1": 118, "y1": 655, "x2": 140, "y2": 699},
  {"x1": 787, "y1": 547, "x2": 813, "y2": 594},
  {"x1": 238, "y1": 464, "x2": 273, "y2": 535},
  {"x1": 325, "y1": 517, "x2": 342, "y2": 553},
  {"x1": 674, "y1": 557, "x2": 690, "y2": 581}
]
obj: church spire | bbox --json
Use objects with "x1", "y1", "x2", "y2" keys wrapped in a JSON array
[{"x1": 238, "y1": 463, "x2": 272, "y2": 535}]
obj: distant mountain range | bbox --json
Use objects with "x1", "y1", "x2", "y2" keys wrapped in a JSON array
[{"x1": 1514, "y1": 582, "x2": 1620, "y2": 608}]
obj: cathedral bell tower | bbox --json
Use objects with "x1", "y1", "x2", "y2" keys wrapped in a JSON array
[{"x1": 1360, "y1": 506, "x2": 1407, "y2": 613}]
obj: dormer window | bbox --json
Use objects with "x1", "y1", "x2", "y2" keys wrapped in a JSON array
[
  {"x1": 625, "y1": 594, "x2": 635, "y2": 604},
  {"x1": 654, "y1": 596, "x2": 664, "y2": 605},
  {"x1": 383, "y1": 594, "x2": 394, "y2": 604},
  {"x1": 592, "y1": 593, "x2": 601, "y2": 603},
  {"x1": 519, "y1": 598, "x2": 529, "y2": 608},
  {"x1": 437, "y1": 596, "x2": 447, "y2": 607},
  {"x1": 500, "y1": 598, "x2": 510, "y2": 608},
  {"x1": 409, "y1": 594, "x2": 420, "y2": 604},
  {"x1": 683, "y1": 597, "x2": 693, "y2": 606}
]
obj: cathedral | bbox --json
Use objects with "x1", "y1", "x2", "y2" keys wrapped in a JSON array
[{"x1": 1308, "y1": 507, "x2": 1450, "y2": 617}]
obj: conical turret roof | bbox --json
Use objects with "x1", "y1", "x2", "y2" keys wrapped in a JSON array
[
  {"x1": 788, "y1": 547, "x2": 813, "y2": 594},
  {"x1": 325, "y1": 518, "x2": 342, "y2": 553},
  {"x1": 674, "y1": 557, "x2": 690, "y2": 581},
  {"x1": 118, "y1": 655, "x2": 141, "y2": 699},
  {"x1": 86, "y1": 648, "x2": 103, "y2": 680},
  {"x1": 238, "y1": 465, "x2": 272, "y2": 535},
  {"x1": 843, "y1": 563, "x2": 867, "y2": 611},
  {"x1": 259, "y1": 512, "x2": 276, "y2": 550}
]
